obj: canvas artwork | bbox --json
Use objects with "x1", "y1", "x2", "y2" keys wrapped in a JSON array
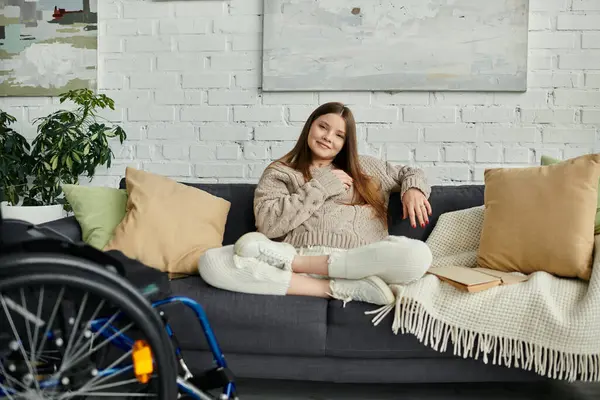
[
  {"x1": 0, "y1": 0, "x2": 97, "y2": 96},
  {"x1": 262, "y1": 0, "x2": 529, "y2": 92}
]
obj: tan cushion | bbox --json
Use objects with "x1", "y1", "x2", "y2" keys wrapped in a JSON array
[
  {"x1": 477, "y1": 153, "x2": 600, "y2": 281},
  {"x1": 104, "y1": 167, "x2": 231, "y2": 278}
]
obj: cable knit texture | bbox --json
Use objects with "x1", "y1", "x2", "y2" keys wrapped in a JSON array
[{"x1": 253, "y1": 155, "x2": 431, "y2": 249}]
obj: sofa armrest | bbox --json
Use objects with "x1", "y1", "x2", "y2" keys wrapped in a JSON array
[{"x1": 38, "y1": 216, "x2": 83, "y2": 243}]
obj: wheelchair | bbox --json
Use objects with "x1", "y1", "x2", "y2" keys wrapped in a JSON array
[{"x1": 0, "y1": 211, "x2": 239, "y2": 399}]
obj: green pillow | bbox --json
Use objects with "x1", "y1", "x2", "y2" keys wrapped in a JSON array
[
  {"x1": 541, "y1": 155, "x2": 600, "y2": 235},
  {"x1": 62, "y1": 184, "x2": 128, "y2": 249}
]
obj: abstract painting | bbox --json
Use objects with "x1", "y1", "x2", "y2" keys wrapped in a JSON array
[
  {"x1": 0, "y1": 0, "x2": 97, "y2": 96},
  {"x1": 262, "y1": 0, "x2": 529, "y2": 92}
]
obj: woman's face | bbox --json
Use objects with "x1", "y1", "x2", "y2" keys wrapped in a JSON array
[{"x1": 307, "y1": 113, "x2": 347, "y2": 165}]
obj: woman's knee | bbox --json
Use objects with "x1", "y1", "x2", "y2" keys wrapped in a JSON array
[
  {"x1": 383, "y1": 236, "x2": 432, "y2": 282},
  {"x1": 406, "y1": 239, "x2": 433, "y2": 278},
  {"x1": 198, "y1": 248, "x2": 236, "y2": 290}
]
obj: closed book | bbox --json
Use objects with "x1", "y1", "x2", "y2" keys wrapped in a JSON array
[{"x1": 427, "y1": 265, "x2": 528, "y2": 293}]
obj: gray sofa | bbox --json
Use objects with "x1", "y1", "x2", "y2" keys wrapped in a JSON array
[{"x1": 41, "y1": 181, "x2": 546, "y2": 384}]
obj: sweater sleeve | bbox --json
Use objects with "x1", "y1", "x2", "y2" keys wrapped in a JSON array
[
  {"x1": 253, "y1": 165, "x2": 346, "y2": 239},
  {"x1": 360, "y1": 155, "x2": 431, "y2": 200}
]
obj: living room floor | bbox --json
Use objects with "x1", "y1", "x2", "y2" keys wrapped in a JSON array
[{"x1": 236, "y1": 379, "x2": 600, "y2": 399}]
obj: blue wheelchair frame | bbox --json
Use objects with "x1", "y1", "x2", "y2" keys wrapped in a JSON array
[
  {"x1": 148, "y1": 296, "x2": 237, "y2": 399},
  {"x1": 93, "y1": 295, "x2": 237, "y2": 399}
]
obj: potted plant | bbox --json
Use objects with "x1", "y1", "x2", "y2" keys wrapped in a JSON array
[
  {"x1": 0, "y1": 110, "x2": 31, "y2": 209},
  {"x1": 0, "y1": 88, "x2": 127, "y2": 224}
]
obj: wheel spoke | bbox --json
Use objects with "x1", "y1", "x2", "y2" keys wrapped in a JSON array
[
  {"x1": 0, "y1": 360, "x2": 29, "y2": 394},
  {"x1": 60, "y1": 292, "x2": 88, "y2": 371},
  {"x1": 61, "y1": 321, "x2": 133, "y2": 372},
  {"x1": 77, "y1": 377, "x2": 146, "y2": 392},
  {"x1": 61, "y1": 299, "x2": 105, "y2": 370},
  {"x1": 0, "y1": 380, "x2": 19, "y2": 400},
  {"x1": 31, "y1": 285, "x2": 45, "y2": 371},
  {"x1": 0, "y1": 294, "x2": 43, "y2": 395},
  {"x1": 57, "y1": 348, "x2": 133, "y2": 400},
  {"x1": 62, "y1": 391, "x2": 156, "y2": 398},
  {"x1": 19, "y1": 288, "x2": 35, "y2": 377},
  {"x1": 35, "y1": 286, "x2": 65, "y2": 361},
  {"x1": 63, "y1": 308, "x2": 119, "y2": 370}
]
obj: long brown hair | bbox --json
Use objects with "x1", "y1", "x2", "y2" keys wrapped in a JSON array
[{"x1": 276, "y1": 102, "x2": 388, "y2": 227}]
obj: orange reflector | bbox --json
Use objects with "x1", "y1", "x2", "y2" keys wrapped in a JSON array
[{"x1": 132, "y1": 340, "x2": 153, "y2": 384}]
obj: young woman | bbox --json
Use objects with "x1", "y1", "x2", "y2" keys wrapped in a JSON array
[{"x1": 200, "y1": 102, "x2": 433, "y2": 306}]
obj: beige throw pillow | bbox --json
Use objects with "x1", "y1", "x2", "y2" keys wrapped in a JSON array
[
  {"x1": 104, "y1": 167, "x2": 231, "y2": 278},
  {"x1": 477, "y1": 153, "x2": 600, "y2": 281}
]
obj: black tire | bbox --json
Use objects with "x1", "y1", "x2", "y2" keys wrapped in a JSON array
[{"x1": 0, "y1": 251, "x2": 178, "y2": 399}]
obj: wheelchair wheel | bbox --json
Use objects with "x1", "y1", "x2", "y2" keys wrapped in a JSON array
[{"x1": 0, "y1": 251, "x2": 178, "y2": 399}]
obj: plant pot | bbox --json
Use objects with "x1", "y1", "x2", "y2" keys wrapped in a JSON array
[{"x1": 1, "y1": 202, "x2": 65, "y2": 225}]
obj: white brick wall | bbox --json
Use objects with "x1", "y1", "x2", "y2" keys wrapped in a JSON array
[{"x1": 1, "y1": 0, "x2": 599, "y2": 187}]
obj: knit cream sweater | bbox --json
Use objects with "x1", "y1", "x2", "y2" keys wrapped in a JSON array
[{"x1": 253, "y1": 155, "x2": 431, "y2": 249}]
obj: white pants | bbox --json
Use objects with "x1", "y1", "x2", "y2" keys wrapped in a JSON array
[{"x1": 199, "y1": 238, "x2": 431, "y2": 296}]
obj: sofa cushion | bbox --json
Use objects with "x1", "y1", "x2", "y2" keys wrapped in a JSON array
[
  {"x1": 191, "y1": 184, "x2": 257, "y2": 246},
  {"x1": 388, "y1": 185, "x2": 485, "y2": 241},
  {"x1": 163, "y1": 276, "x2": 328, "y2": 357},
  {"x1": 325, "y1": 300, "x2": 455, "y2": 359},
  {"x1": 39, "y1": 216, "x2": 83, "y2": 243}
]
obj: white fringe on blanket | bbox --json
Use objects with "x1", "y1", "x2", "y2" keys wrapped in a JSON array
[
  {"x1": 367, "y1": 206, "x2": 600, "y2": 382},
  {"x1": 367, "y1": 290, "x2": 600, "y2": 382}
]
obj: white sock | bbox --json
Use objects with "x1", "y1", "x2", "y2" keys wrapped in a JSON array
[{"x1": 327, "y1": 236, "x2": 432, "y2": 284}]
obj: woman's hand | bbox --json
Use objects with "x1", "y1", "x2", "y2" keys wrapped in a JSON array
[
  {"x1": 332, "y1": 169, "x2": 353, "y2": 190},
  {"x1": 402, "y1": 188, "x2": 432, "y2": 228}
]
